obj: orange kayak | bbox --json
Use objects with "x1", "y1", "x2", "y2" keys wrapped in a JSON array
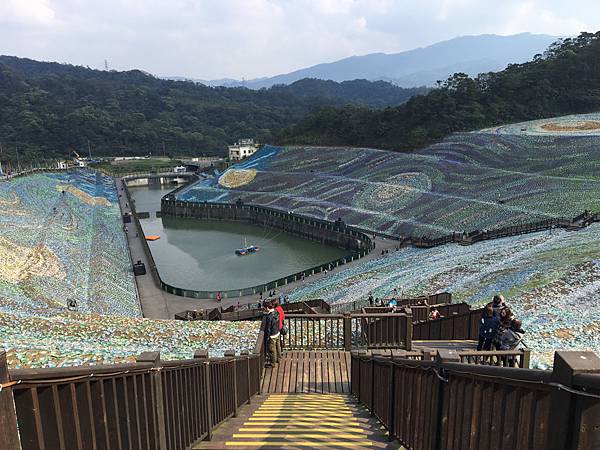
[{"x1": 146, "y1": 235, "x2": 161, "y2": 241}]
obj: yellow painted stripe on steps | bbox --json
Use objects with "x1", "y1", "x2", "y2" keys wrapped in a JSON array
[
  {"x1": 264, "y1": 397, "x2": 349, "y2": 400},
  {"x1": 262, "y1": 399, "x2": 354, "y2": 402},
  {"x1": 246, "y1": 417, "x2": 360, "y2": 422},
  {"x1": 225, "y1": 441, "x2": 373, "y2": 447},
  {"x1": 248, "y1": 416, "x2": 358, "y2": 424},
  {"x1": 252, "y1": 413, "x2": 355, "y2": 417},
  {"x1": 238, "y1": 427, "x2": 366, "y2": 432},
  {"x1": 262, "y1": 400, "x2": 351, "y2": 403},
  {"x1": 233, "y1": 433, "x2": 369, "y2": 439}
]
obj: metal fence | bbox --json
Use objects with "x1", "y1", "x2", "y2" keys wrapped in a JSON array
[{"x1": 352, "y1": 350, "x2": 600, "y2": 450}]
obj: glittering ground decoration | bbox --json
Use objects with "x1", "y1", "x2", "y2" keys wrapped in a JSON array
[
  {"x1": 288, "y1": 224, "x2": 600, "y2": 368},
  {"x1": 0, "y1": 171, "x2": 139, "y2": 317},
  {"x1": 178, "y1": 113, "x2": 600, "y2": 239},
  {"x1": 174, "y1": 113, "x2": 600, "y2": 368},
  {"x1": 0, "y1": 171, "x2": 259, "y2": 368}
]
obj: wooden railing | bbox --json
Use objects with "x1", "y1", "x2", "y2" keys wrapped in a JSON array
[
  {"x1": 408, "y1": 302, "x2": 471, "y2": 322},
  {"x1": 351, "y1": 349, "x2": 600, "y2": 450},
  {"x1": 283, "y1": 312, "x2": 413, "y2": 351},
  {"x1": 1, "y1": 345, "x2": 264, "y2": 450},
  {"x1": 364, "y1": 347, "x2": 531, "y2": 369},
  {"x1": 330, "y1": 292, "x2": 452, "y2": 314},
  {"x1": 412, "y1": 307, "x2": 482, "y2": 340}
]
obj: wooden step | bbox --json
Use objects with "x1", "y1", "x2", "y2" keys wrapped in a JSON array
[{"x1": 194, "y1": 393, "x2": 403, "y2": 449}]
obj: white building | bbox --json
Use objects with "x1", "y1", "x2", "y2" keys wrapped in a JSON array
[{"x1": 228, "y1": 139, "x2": 259, "y2": 161}]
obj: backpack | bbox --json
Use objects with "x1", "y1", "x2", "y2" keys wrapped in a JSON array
[{"x1": 497, "y1": 328, "x2": 522, "y2": 350}]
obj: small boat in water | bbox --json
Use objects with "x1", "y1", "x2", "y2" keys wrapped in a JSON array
[{"x1": 235, "y1": 237, "x2": 259, "y2": 255}]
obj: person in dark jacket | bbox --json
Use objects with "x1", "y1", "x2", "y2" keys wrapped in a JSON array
[
  {"x1": 478, "y1": 305, "x2": 500, "y2": 350},
  {"x1": 261, "y1": 300, "x2": 280, "y2": 367}
]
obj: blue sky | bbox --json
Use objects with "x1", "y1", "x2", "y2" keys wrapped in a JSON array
[{"x1": 0, "y1": 0, "x2": 597, "y2": 79}]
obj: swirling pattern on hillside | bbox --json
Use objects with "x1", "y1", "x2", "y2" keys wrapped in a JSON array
[
  {"x1": 0, "y1": 171, "x2": 138, "y2": 318},
  {"x1": 288, "y1": 224, "x2": 600, "y2": 369},
  {"x1": 178, "y1": 113, "x2": 600, "y2": 238}
]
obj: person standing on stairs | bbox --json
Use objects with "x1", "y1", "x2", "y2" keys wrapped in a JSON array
[
  {"x1": 262, "y1": 300, "x2": 280, "y2": 368},
  {"x1": 273, "y1": 298, "x2": 285, "y2": 361}
]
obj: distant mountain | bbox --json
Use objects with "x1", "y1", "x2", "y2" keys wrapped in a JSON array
[
  {"x1": 199, "y1": 33, "x2": 558, "y2": 89},
  {"x1": 278, "y1": 31, "x2": 600, "y2": 151}
]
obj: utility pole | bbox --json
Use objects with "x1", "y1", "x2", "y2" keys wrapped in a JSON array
[
  {"x1": 87, "y1": 140, "x2": 92, "y2": 160},
  {"x1": 162, "y1": 141, "x2": 166, "y2": 158}
]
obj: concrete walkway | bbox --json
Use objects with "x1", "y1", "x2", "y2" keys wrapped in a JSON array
[{"x1": 116, "y1": 178, "x2": 399, "y2": 319}]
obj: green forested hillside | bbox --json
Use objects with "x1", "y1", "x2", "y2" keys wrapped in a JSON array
[
  {"x1": 0, "y1": 56, "x2": 424, "y2": 163},
  {"x1": 278, "y1": 32, "x2": 600, "y2": 150}
]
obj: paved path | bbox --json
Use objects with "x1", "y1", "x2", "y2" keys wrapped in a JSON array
[
  {"x1": 116, "y1": 178, "x2": 400, "y2": 319},
  {"x1": 196, "y1": 393, "x2": 402, "y2": 449}
]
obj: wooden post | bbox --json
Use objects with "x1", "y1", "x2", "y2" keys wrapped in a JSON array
[
  {"x1": 343, "y1": 314, "x2": 352, "y2": 352},
  {"x1": 521, "y1": 349, "x2": 531, "y2": 369},
  {"x1": 225, "y1": 350, "x2": 238, "y2": 417},
  {"x1": 137, "y1": 352, "x2": 167, "y2": 450},
  {"x1": 241, "y1": 350, "x2": 252, "y2": 404},
  {"x1": 388, "y1": 359, "x2": 396, "y2": 442},
  {"x1": 202, "y1": 361, "x2": 214, "y2": 441},
  {"x1": 434, "y1": 349, "x2": 459, "y2": 450},
  {"x1": 404, "y1": 309, "x2": 413, "y2": 351},
  {"x1": 0, "y1": 351, "x2": 21, "y2": 450},
  {"x1": 370, "y1": 350, "x2": 382, "y2": 416},
  {"x1": 548, "y1": 351, "x2": 600, "y2": 450}
]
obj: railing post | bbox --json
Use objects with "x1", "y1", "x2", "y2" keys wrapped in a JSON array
[
  {"x1": 433, "y1": 349, "x2": 460, "y2": 450},
  {"x1": 388, "y1": 358, "x2": 396, "y2": 442},
  {"x1": 225, "y1": 350, "x2": 238, "y2": 417},
  {"x1": 404, "y1": 309, "x2": 413, "y2": 351},
  {"x1": 370, "y1": 350, "x2": 382, "y2": 416},
  {"x1": 548, "y1": 351, "x2": 600, "y2": 450},
  {"x1": 0, "y1": 351, "x2": 21, "y2": 450},
  {"x1": 521, "y1": 349, "x2": 531, "y2": 369},
  {"x1": 194, "y1": 350, "x2": 213, "y2": 441},
  {"x1": 137, "y1": 351, "x2": 167, "y2": 450},
  {"x1": 241, "y1": 350, "x2": 252, "y2": 404},
  {"x1": 343, "y1": 314, "x2": 352, "y2": 351}
]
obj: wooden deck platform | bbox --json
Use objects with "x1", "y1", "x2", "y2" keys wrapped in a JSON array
[
  {"x1": 262, "y1": 351, "x2": 351, "y2": 394},
  {"x1": 195, "y1": 394, "x2": 403, "y2": 449}
]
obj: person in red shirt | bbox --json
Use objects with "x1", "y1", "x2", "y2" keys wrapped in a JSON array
[{"x1": 273, "y1": 299, "x2": 285, "y2": 360}]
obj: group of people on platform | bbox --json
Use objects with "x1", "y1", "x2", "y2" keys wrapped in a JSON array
[
  {"x1": 261, "y1": 298, "x2": 286, "y2": 367},
  {"x1": 478, "y1": 294, "x2": 525, "y2": 351}
]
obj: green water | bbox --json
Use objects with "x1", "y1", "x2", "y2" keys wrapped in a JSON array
[{"x1": 128, "y1": 186, "x2": 349, "y2": 291}]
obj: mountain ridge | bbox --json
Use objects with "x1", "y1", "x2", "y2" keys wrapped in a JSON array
[{"x1": 189, "y1": 33, "x2": 558, "y2": 89}]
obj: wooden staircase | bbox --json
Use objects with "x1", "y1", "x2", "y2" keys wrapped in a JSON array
[
  {"x1": 262, "y1": 351, "x2": 351, "y2": 394},
  {"x1": 195, "y1": 394, "x2": 402, "y2": 449}
]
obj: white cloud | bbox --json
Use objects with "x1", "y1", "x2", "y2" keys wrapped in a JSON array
[
  {"x1": 0, "y1": 0, "x2": 598, "y2": 79},
  {"x1": 0, "y1": 0, "x2": 57, "y2": 25}
]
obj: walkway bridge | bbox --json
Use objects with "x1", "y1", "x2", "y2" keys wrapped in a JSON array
[{"x1": 2, "y1": 305, "x2": 600, "y2": 449}]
